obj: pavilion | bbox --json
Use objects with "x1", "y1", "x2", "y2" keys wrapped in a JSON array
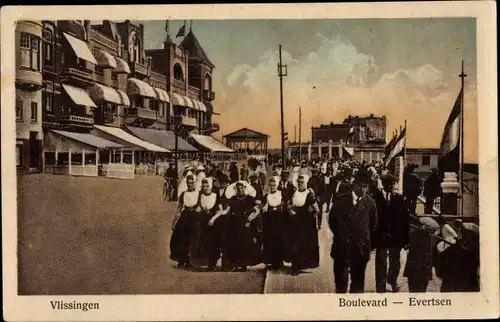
[{"x1": 223, "y1": 128, "x2": 269, "y2": 158}]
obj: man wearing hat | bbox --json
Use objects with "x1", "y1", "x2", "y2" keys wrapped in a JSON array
[
  {"x1": 278, "y1": 169, "x2": 295, "y2": 203},
  {"x1": 424, "y1": 168, "x2": 441, "y2": 214},
  {"x1": 329, "y1": 171, "x2": 378, "y2": 293},
  {"x1": 372, "y1": 173, "x2": 409, "y2": 293},
  {"x1": 308, "y1": 167, "x2": 325, "y2": 228}
]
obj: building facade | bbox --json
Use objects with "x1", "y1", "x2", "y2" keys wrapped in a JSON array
[
  {"x1": 15, "y1": 20, "x2": 44, "y2": 173},
  {"x1": 288, "y1": 114, "x2": 386, "y2": 161},
  {"x1": 16, "y1": 19, "x2": 222, "y2": 173}
]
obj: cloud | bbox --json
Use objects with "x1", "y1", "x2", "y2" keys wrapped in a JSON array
[{"x1": 212, "y1": 33, "x2": 478, "y2": 162}]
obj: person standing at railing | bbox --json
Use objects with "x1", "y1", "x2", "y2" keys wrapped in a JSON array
[{"x1": 424, "y1": 168, "x2": 441, "y2": 214}]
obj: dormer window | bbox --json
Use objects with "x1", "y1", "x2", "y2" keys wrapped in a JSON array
[{"x1": 128, "y1": 31, "x2": 142, "y2": 63}]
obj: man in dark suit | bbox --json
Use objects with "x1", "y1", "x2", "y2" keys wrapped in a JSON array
[
  {"x1": 278, "y1": 169, "x2": 295, "y2": 203},
  {"x1": 328, "y1": 168, "x2": 352, "y2": 212},
  {"x1": 329, "y1": 171, "x2": 378, "y2": 293},
  {"x1": 308, "y1": 167, "x2": 326, "y2": 228},
  {"x1": 373, "y1": 174, "x2": 410, "y2": 293}
]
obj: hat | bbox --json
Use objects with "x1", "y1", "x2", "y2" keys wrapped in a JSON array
[
  {"x1": 197, "y1": 165, "x2": 205, "y2": 171},
  {"x1": 225, "y1": 180, "x2": 257, "y2": 199},
  {"x1": 184, "y1": 164, "x2": 193, "y2": 170},
  {"x1": 218, "y1": 174, "x2": 229, "y2": 183},
  {"x1": 353, "y1": 171, "x2": 372, "y2": 185},
  {"x1": 311, "y1": 167, "x2": 320, "y2": 173},
  {"x1": 380, "y1": 174, "x2": 398, "y2": 182},
  {"x1": 281, "y1": 169, "x2": 290, "y2": 174}
]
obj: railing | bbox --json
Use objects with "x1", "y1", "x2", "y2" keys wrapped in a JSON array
[
  {"x1": 69, "y1": 165, "x2": 98, "y2": 177},
  {"x1": 172, "y1": 79, "x2": 185, "y2": 90},
  {"x1": 131, "y1": 61, "x2": 148, "y2": 76},
  {"x1": 60, "y1": 114, "x2": 94, "y2": 124},
  {"x1": 44, "y1": 165, "x2": 69, "y2": 175},
  {"x1": 90, "y1": 29, "x2": 117, "y2": 51},
  {"x1": 61, "y1": 67, "x2": 93, "y2": 80},
  {"x1": 150, "y1": 71, "x2": 166, "y2": 85},
  {"x1": 124, "y1": 107, "x2": 157, "y2": 120},
  {"x1": 203, "y1": 89, "x2": 216, "y2": 101},
  {"x1": 101, "y1": 163, "x2": 135, "y2": 179},
  {"x1": 103, "y1": 113, "x2": 115, "y2": 123},
  {"x1": 204, "y1": 122, "x2": 220, "y2": 133},
  {"x1": 167, "y1": 115, "x2": 197, "y2": 128},
  {"x1": 188, "y1": 85, "x2": 200, "y2": 100}
]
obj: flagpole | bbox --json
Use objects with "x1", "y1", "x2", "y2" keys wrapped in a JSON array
[
  {"x1": 404, "y1": 120, "x2": 407, "y2": 166},
  {"x1": 459, "y1": 60, "x2": 467, "y2": 217}
]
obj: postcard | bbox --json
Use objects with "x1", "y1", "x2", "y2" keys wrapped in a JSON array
[{"x1": 1, "y1": 2, "x2": 498, "y2": 321}]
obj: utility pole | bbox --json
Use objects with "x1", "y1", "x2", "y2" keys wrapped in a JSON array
[
  {"x1": 277, "y1": 45, "x2": 288, "y2": 168},
  {"x1": 294, "y1": 124, "x2": 297, "y2": 142},
  {"x1": 459, "y1": 60, "x2": 467, "y2": 217},
  {"x1": 299, "y1": 106, "x2": 302, "y2": 162}
]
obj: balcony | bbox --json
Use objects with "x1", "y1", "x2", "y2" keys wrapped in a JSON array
[
  {"x1": 131, "y1": 61, "x2": 149, "y2": 76},
  {"x1": 123, "y1": 107, "x2": 158, "y2": 126},
  {"x1": 203, "y1": 90, "x2": 216, "y2": 102},
  {"x1": 168, "y1": 116, "x2": 197, "y2": 130},
  {"x1": 187, "y1": 85, "x2": 200, "y2": 101},
  {"x1": 60, "y1": 114, "x2": 94, "y2": 126},
  {"x1": 60, "y1": 67, "x2": 94, "y2": 84},
  {"x1": 150, "y1": 71, "x2": 166, "y2": 87},
  {"x1": 204, "y1": 122, "x2": 220, "y2": 134},
  {"x1": 90, "y1": 30, "x2": 117, "y2": 51},
  {"x1": 16, "y1": 69, "x2": 43, "y2": 91},
  {"x1": 171, "y1": 79, "x2": 185, "y2": 91},
  {"x1": 103, "y1": 113, "x2": 115, "y2": 123}
]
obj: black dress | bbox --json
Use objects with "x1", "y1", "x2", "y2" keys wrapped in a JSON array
[
  {"x1": 170, "y1": 190, "x2": 199, "y2": 265},
  {"x1": 189, "y1": 192, "x2": 220, "y2": 268},
  {"x1": 262, "y1": 191, "x2": 286, "y2": 267},
  {"x1": 224, "y1": 195, "x2": 262, "y2": 268},
  {"x1": 287, "y1": 189, "x2": 320, "y2": 271}
]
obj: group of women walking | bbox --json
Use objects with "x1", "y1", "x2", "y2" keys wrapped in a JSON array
[{"x1": 169, "y1": 171, "x2": 321, "y2": 275}]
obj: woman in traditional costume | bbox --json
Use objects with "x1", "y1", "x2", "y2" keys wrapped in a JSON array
[
  {"x1": 286, "y1": 174, "x2": 320, "y2": 276},
  {"x1": 261, "y1": 176, "x2": 286, "y2": 270},
  {"x1": 170, "y1": 175, "x2": 197, "y2": 268},
  {"x1": 189, "y1": 177, "x2": 220, "y2": 269},
  {"x1": 223, "y1": 181, "x2": 262, "y2": 272}
]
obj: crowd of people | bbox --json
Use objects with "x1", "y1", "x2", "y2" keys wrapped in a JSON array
[{"x1": 166, "y1": 158, "x2": 479, "y2": 294}]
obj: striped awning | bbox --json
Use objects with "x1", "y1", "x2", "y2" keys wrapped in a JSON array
[
  {"x1": 153, "y1": 87, "x2": 170, "y2": 103},
  {"x1": 88, "y1": 83, "x2": 130, "y2": 106},
  {"x1": 63, "y1": 32, "x2": 98, "y2": 65},
  {"x1": 127, "y1": 78, "x2": 156, "y2": 98},
  {"x1": 94, "y1": 48, "x2": 117, "y2": 69},
  {"x1": 191, "y1": 99, "x2": 207, "y2": 112},
  {"x1": 115, "y1": 57, "x2": 131, "y2": 74},
  {"x1": 62, "y1": 84, "x2": 97, "y2": 108},
  {"x1": 171, "y1": 93, "x2": 194, "y2": 109}
]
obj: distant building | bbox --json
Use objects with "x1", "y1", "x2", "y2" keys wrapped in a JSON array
[
  {"x1": 288, "y1": 114, "x2": 387, "y2": 161},
  {"x1": 224, "y1": 128, "x2": 269, "y2": 157},
  {"x1": 406, "y1": 148, "x2": 441, "y2": 169}
]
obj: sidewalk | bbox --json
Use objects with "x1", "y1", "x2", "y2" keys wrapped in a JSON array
[{"x1": 264, "y1": 212, "x2": 441, "y2": 294}]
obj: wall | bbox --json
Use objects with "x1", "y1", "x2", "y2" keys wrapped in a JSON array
[{"x1": 406, "y1": 152, "x2": 439, "y2": 167}]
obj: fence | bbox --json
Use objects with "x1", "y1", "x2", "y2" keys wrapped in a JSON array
[{"x1": 102, "y1": 163, "x2": 135, "y2": 180}]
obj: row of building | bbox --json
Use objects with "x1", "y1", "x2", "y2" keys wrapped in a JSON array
[
  {"x1": 15, "y1": 19, "x2": 232, "y2": 173},
  {"x1": 287, "y1": 114, "x2": 440, "y2": 168}
]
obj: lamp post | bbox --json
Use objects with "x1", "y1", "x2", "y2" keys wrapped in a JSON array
[{"x1": 277, "y1": 45, "x2": 287, "y2": 168}]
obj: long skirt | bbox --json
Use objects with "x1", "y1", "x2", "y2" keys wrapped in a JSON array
[
  {"x1": 189, "y1": 210, "x2": 214, "y2": 267},
  {"x1": 286, "y1": 210, "x2": 320, "y2": 271},
  {"x1": 262, "y1": 209, "x2": 286, "y2": 266},
  {"x1": 208, "y1": 215, "x2": 229, "y2": 268},
  {"x1": 170, "y1": 209, "x2": 194, "y2": 264},
  {"x1": 223, "y1": 215, "x2": 262, "y2": 268}
]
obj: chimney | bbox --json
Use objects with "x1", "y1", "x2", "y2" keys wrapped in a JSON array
[{"x1": 84, "y1": 20, "x2": 91, "y2": 41}]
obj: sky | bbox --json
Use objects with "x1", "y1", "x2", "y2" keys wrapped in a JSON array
[{"x1": 140, "y1": 18, "x2": 478, "y2": 162}]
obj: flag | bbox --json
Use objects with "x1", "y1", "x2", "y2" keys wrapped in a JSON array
[
  {"x1": 384, "y1": 132, "x2": 397, "y2": 160},
  {"x1": 165, "y1": 20, "x2": 169, "y2": 33},
  {"x1": 346, "y1": 126, "x2": 355, "y2": 143},
  {"x1": 438, "y1": 88, "x2": 462, "y2": 174},
  {"x1": 385, "y1": 125, "x2": 406, "y2": 167},
  {"x1": 176, "y1": 21, "x2": 186, "y2": 38}
]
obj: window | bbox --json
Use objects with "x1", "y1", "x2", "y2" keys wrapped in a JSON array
[
  {"x1": 16, "y1": 99, "x2": 23, "y2": 121},
  {"x1": 16, "y1": 145, "x2": 22, "y2": 167},
  {"x1": 43, "y1": 29, "x2": 53, "y2": 63},
  {"x1": 95, "y1": 65, "x2": 104, "y2": 75},
  {"x1": 159, "y1": 102, "x2": 164, "y2": 116},
  {"x1": 134, "y1": 97, "x2": 142, "y2": 108},
  {"x1": 20, "y1": 33, "x2": 41, "y2": 71},
  {"x1": 111, "y1": 72, "x2": 117, "y2": 80},
  {"x1": 173, "y1": 63, "x2": 184, "y2": 81},
  {"x1": 422, "y1": 155, "x2": 431, "y2": 166},
  {"x1": 43, "y1": 81, "x2": 54, "y2": 113},
  {"x1": 31, "y1": 102, "x2": 38, "y2": 122}
]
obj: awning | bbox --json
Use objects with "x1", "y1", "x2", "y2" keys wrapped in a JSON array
[
  {"x1": 93, "y1": 125, "x2": 169, "y2": 152},
  {"x1": 88, "y1": 83, "x2": 130, "y2": 106},
  {"x1": 115, "y1": 57, "x2": 131, "y2": 74},
  {"x1": 50, "y1": 130, "x2": 124, "y2": 149},
  {"x1": 94, "y1": 48, "x2": 117, "y2": 69},
  {"x1": 343, "y1": 147, "x2": 354, "y2": 156},
  {"x1": 191, "y1": 99, "x2": 207, "y2": 112},
  {"x1": 189, "y1": 134, "x2": 234, "y2": 153},
  {"x1": 62, "y1": 32, "x2": 98, "y2": 65},
  {"x1": 171, "y1": 93, "x2": 194, "y2": 109},
  {"x1": 153, "y1": 87, "x2": 170, "y2": 103},
  {"x1": 127, "y1": 78, "x2": 156, "y2": 98},
  {"x1": 62, "y1": 84, "x2": 97, "y2": 108},
  {"x1": 126, "y1": 126, "x2": 198, "y2": 152}
]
